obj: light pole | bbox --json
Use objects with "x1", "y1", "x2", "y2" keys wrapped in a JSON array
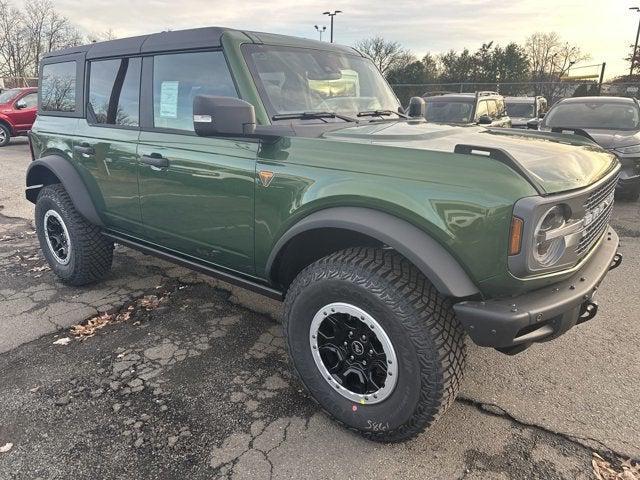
[
  {"x1": 314, "y1": 25, "x2": 326, "y2": 41},
  {"x1": 323, "y1": 10, "x2": 342, "y2": 43},
  {"x1": 630, "y1": 7, "x2": 640, "y2": 76}
]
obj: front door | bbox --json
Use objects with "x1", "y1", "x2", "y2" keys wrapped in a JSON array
[
  {"x1": 73, "y1": 57, "x2": 143, "y2": 234},
  {"x1": 137, "y1": 51, "x2": 256, "y2": 274},
  {"x1": 12, "y1": 91, "x2": 38, "y2": 132}
]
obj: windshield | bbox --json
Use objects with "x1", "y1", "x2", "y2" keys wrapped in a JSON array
[
  {"x1": 424, "y1": 99, "x2": 474, "y2": 123},
  {"x1": 506, "y1": 102, "x2": 534, "y2": 118},
  {"x1": 242, "y1": 44, "x2": 401, "y2": 120},
  {"x1": 545, "y1": 101, "x2": 640, "y2": 130},
  {"x1": 0, "y1": 88, "x2": 21, "y2": 104}
]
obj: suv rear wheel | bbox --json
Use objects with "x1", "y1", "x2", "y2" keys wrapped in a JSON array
[
  {"x1": 0, "y1": 124, "x2": 10, "y2": 147},
  {"x1": 283, "y1": 247, "x2": 467, "y2": 442},
  {"x1": 35, "y1": 184, "x2": 114, "y2": 286}
]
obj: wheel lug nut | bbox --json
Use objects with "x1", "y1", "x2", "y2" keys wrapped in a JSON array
[
  {"x1": 343, "y1": 341, "x2": 348, "y2": 346},
  {"x1": 350, "y1": 355, "x2": 354, "y2": 360},
  {"x1": 363, "y1": 360, "x2": 367, "y2": 365},
  {"x1": 361, "y1": 335, "x2": 366, "y2": 341},
  {"x1": 368, "y1": 349, "x2": 373, "y2": 355}
]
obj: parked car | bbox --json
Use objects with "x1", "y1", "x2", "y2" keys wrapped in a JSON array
[
  {"x1": 27, "y1": 27, "x2": 622, "y2": 442},
  {"x1": 421, "y1": 91, "x2": 512, "y2": 127},
  {"x1": 504, "y1": 95, "x2": 547, "y2": 128},
  {"x1": 0, "y1": 87, "x2": 38, "y2": 146},
  {"x1": 529, "y1": 96, "x2": 640, "y2": 200}
]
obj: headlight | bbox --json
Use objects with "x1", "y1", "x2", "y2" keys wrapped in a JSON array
[
  {"x1": 531, "y1": 206, "x2": 568, "y2": 269},
  {"x1": 614, "y1": 144, "x2": 640, "y2": 155}
]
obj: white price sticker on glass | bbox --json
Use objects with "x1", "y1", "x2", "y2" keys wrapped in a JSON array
[{"x1": 160, "y1": 81, "x2": 179, "y2": 118}]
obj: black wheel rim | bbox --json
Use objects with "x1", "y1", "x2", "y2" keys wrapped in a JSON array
[
  {"x1": 310, "y1": 303, "x2": 397, "y2": 404},
  {"x1": 44, "y1": 210, "x2": 71, "y2": 265}
]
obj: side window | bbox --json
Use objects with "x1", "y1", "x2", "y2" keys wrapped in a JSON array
[
  {"x1": 475, "y1": 100, "x2": 488, "y2": 118},
  {"x1": 153, "y1": 51, "x2": 238, "y2": 131},
  {"x1": 20, "y1": 93, "x2": 38, "y2": 108},
  {"x1": 41, "y1": 61, "x2": 76, "y2": 112},
  {"x1": 486, "y1": 100, "x2": 498, "y2": 118},
  {"x1": 496, "y1": 99, "x2": 506, "y2": 117},
  {"x1": 88, "y1": 57, "x2": 141, "y2": 127}
]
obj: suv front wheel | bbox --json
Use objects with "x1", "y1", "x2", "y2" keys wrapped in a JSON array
[
  {"x1": 283, "y1": 247, "x2": 467, "y2": 442},
  {"x1": 0, "y1": 124, "x2": 11, "y2": 147},
  {"x1": 35, "y1": 184, "x2": 114, "y2": 286}
]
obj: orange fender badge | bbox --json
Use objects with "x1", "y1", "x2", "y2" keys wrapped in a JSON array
[{"x1": 258, "y1": 170, "x2": 274, "y2": 187}]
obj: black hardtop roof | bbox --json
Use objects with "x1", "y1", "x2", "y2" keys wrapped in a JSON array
[{"x1": 42, "y1": 26, "x2": 360, "y2": 61}]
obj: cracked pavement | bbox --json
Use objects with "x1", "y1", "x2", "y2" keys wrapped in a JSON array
[{"x1": 0, "y1": 140, "x2": 638, "y2": 479}]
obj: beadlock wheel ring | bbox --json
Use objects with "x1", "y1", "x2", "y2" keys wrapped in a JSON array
[
  {"x1": 43, "y1": 209, "x2": 71, "y2": 265},
  {"x1": 309, "y1": 302, "x2": 398, "y2": 405}
]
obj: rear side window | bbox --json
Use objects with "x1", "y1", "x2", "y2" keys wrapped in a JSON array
[
  {"x1": 152, "y1": 51, "x2": 237, "y2": 131},
  {"x1": 88, "y1": 58, "x2": 141, "y2": 127},
  {"x1": 41, "y1": 61, "x2": 76, "y2": 112}
]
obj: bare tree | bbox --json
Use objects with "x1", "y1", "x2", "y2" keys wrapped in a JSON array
[
  {"x1": 87, "y1": 28, "x2": 118, "y2": 44},
  {"x1": 525, "y1": 32, "x2": 589, "y2": 100},
  {"x1": 0, "y1": 0, "x2": 82, "y2": 80},
  {"x1": 354, "y1": 37, "x2": 415, "y2": 75}
]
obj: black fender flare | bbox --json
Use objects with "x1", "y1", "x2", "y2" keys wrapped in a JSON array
[
  {"x1": 25, "y1": 155, "x2": 104, "y2": 226},
  {"x1": 266, "y1": 207, "x2": 480, "y2": 298}
]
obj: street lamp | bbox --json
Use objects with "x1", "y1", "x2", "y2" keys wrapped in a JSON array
[
  {"x1": 630, "y1": 7, "x2": 640, "y2": 76},
  {"x1": 322, "y1": 10, "x2": 342, "y2": 43},
  {"x1": 314, "y1": 25, "x2": 327, "y2": 41}
]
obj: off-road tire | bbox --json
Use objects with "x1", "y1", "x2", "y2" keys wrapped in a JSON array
[
  {"x1": 283, "y1": 247, "x2": 467, "y2": 442},
  {"x1": 35, "y1": 184, "x2": 113, "y2": 286},
  {"x1": 0, "y1": 123, "x2": 10, "y2": 147}
]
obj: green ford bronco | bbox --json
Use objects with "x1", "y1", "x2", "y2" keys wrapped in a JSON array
[{"x1": 27, "y1": 27, "x2": 622, "y2": 442}]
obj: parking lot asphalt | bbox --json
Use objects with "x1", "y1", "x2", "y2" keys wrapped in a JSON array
[{"x1": 0, "y1": 139, "x2": 638, "y2": 479}]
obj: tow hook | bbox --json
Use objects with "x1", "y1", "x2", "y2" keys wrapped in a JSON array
[
  {"x1": 577, "y1": 300, "x2": 598, "y2": 325},
  {"x1": 609, "y1": 253, "x2": 622, "y2": 270}
]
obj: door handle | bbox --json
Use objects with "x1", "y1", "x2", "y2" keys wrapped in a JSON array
[
  {"x1": 74, "y1": 143, "x2": 94, "y2": 156},
  {"x1": 141, "y1": 153, "x2": 169, "y2": 169}
]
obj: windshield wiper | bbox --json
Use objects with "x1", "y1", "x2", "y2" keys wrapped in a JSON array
[
  {"x1": 357, "y1": 109, "x2": 409, "y2": 119},
  {"x1": 272, "y1": 111, "x2": 358, "y2": 122}
]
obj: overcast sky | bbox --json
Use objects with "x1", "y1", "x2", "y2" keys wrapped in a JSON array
[{"x1": 30, "y1": 0, "x2": 640, "y2": 79}]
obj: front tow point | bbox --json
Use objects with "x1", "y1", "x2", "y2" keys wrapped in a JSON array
[{"x1": 609, "y1": 252, "x2": 622, "y2": 271}]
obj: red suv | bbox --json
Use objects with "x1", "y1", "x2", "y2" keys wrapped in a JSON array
[{"x1": 0, "y1": 87, "x2": 38, "y2": 147}]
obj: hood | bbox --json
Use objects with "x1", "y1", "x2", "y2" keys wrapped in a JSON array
[
  {"x1": 323, "y1": 121, "x2": 618, "y2": 195},
  {"x1": 581, "y1": 129, "x2": 640, "y2": 150}
]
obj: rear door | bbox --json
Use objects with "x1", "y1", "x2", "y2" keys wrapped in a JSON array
[
  {"x1": 12, "y1": 91, "x2": 38, "y2": 132},
  {"x1": 137, "y1": 51, "x2": 257, "y2": 274},
  {"x1": 73, "y1": 57, "x2": 143, "y2": 234}
]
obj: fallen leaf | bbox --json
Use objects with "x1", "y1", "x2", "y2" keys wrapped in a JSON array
[
  {"x1": 52, "y1": 337, "x2": 71, "y2": 346},
  {"x1": 0, "y1": 443, "x2": 12, "y2": 453}
]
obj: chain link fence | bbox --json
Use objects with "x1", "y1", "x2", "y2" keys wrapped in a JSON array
[{"x1": 390, "y1": 81, "x2": 640, "y2": 107}]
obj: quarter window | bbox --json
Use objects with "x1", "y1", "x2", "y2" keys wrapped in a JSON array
[
  {"x1": 41, "y1": 61, "x2": 76, "y2": 112},
  {"x1": 88, "y1": 58, "x2": 141, "y2": 127},
  {"x1": 152, "y1": 51, "x2": 238, "y2": 131}
]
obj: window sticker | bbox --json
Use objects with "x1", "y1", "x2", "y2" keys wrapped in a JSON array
[{"x1": 159, "y1": 81, "x2": 179, "y2": 118}]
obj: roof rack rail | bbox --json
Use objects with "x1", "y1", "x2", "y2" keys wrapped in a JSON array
[{"x1": 475, "y1": 91, "x2": 500, "y2": 97}]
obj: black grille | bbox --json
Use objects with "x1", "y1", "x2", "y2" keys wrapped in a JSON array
[{"x1": 576, "y1": 172, "x2": 618, "y2": 255}]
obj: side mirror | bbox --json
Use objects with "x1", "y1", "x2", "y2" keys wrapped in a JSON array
[
  {"x1": 478, "y1": 114, "x2": 492, "y2": 125},
  {"x1": 15, "y1": 99, "x2": 26, "y2": 109},
  {"x1": 408, "y1": 96, "x2": 426, "y2": 118},
  {"x1": 193, "y1": 95, "x2": 256, "y2": 137},
  {"x1": 527, "y1": 118, "x2": 540, "y2": 130}
]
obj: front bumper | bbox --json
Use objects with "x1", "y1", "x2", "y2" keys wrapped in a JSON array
[{"x1": 454, "y1": 227, "x2": 621, "y2": 350}]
